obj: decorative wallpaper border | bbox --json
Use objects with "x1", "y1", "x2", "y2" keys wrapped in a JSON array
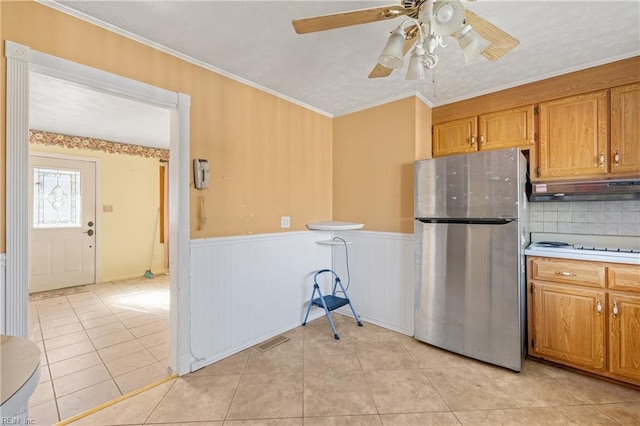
[{"x1": 29, "y1": 130, "x2": 170, "y2": 160}]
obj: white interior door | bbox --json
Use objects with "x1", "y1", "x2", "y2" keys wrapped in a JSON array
[{"x1": 29, "y1": 155, "x2": 97, "y2": 293}]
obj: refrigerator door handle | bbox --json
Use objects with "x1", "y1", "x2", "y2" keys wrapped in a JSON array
[{"x1": 416, "y1": 218, "x2": 515, "y2": 225}]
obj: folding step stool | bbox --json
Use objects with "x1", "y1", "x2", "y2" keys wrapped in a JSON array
[{"x1": 302, "y1": 269, "x2": 362, "y2": 339}]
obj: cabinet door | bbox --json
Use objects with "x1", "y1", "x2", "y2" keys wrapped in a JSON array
[
  {"x1": 531, "y1": 282, "x2": 606, "y2": 372},
  {"x1": 611, "y1": 83, "x2": 640, "y2": 174},
  {"x1": 432, "y1": 116, "x2": 477, "y2": 157},
  {"x1": 478, "y1": 106, "x2": 535, "y2": 151},
  {"x1": 609, "y1": 292, "x2": 640, "y2": 385},
  {"x1": 538, "y1": 90, "x2": 608, "y2": 178}
]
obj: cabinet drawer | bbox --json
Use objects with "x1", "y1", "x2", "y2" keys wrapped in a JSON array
[
  {"x1": 530, "y1": 257, "x2": 605, "y2": 288},
  {"x1": 608, "y1": 264, "x2": 640, "y2": 293}
]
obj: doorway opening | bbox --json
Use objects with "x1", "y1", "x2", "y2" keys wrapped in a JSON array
[
  {"x1": 25, "y1": 73, "x2": 174, "y2": 422},
  {"x1": 4, "y1": 41, "x2": 192, "y2": 423}
]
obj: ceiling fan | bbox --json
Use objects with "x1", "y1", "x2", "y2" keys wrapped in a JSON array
[{"x1": 292, "y1": 0, "x2": 519, "y2": 80}]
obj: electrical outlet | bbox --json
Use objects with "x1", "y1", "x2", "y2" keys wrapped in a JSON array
[{"x1": 281, "y1": 216, "x2": 290, "y2": 228}]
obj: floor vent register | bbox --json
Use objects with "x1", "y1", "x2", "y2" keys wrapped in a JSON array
[{"x1": 256, "y1": 335, "x2": 289, "y2": 352}]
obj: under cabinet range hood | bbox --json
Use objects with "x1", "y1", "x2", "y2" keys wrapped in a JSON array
[{"x1": 528, "y1": 178, "x2": 640, "y2": 202}]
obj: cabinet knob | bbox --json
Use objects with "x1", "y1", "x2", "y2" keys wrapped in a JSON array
[
  {"x1": 470, "y1": 136, "x2": 476, "y2": 146},
  {"x1": 612, "y1": 301, "x2": 619, "y2": 317},
  {"x1": 613, "y1": 150, "x2": 620, "y2": 166},
  {"x1": 596, "y1": 299, "x2": 603, "y2": 315},
  {"x1": 479, "y1": 134, "x2": 485, "y2": 145},
  {"x1": 598, "y1": 151, "x2": 605, "y2": 167}
]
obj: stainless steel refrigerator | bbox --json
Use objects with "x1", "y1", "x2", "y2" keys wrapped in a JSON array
[{"x1": 414, "y1": 147, "x2": 529, "y2": 372}]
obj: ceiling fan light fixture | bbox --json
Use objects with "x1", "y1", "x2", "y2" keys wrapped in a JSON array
[
  {"x1": 432, "y1": 1, "x2": 465, "y2": 35},
  {"x1": 457, "y1": 24, "x2": 491, "y2": 63},
  {"x1": 378, "y1": 26, "x2": 407, "y2": 69},
  {"x1": 423, "y1": 53, "x2": 439, "y2": 69},
  {"x1": 405, "y1": 43, "x2": 427, "y2": 80},
  {"x1": 292, "y1": 2, "x2": 520, "y2": 80}
]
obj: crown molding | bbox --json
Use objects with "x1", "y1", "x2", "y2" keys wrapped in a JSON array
[{"x1": 36, "y1": 0, "x2": 333, "y2": 118}]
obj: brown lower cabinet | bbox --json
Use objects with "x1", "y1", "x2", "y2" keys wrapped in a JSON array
[
  {"x1": 608, "y1": 292, "x2": 640, "y2": 384},
  {"x1": 527, "y1": 257, "x2": 640, "y2": 386}
]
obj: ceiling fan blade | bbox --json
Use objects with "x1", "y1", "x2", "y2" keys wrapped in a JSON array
[
  {"x1": 368, "y1": 25, "x2": 419, "y2": 78},
  {"x1": 464, "y1": 10, "x2": 519, "y2": 61},
  {"x1": 292, "y1": 5, "x2": 412, "y2": 34}
]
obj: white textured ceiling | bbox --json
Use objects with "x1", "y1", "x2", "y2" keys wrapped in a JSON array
[
  {"x1": 35, "y1": 0, "x2": 640, "y2": 134},
  {"x1": 30, "y1": 72, "x2": 171, "y2": 148}
]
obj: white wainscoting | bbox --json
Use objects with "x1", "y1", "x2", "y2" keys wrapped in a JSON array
[
  {"x1": 1, "y1": 253, "x2": 6, "y2": 334},
  {"x1": 332, "y1": 230, "x2": 414, "y2": 336},
  {"x1": 188, "y1": 230, "x2": 414, "y2": 372},
  {"x1": 189, "y1": 231, "x2": 331, "y2": 370}
]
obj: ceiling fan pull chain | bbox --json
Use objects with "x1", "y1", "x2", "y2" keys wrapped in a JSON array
[{"x1": 432, "y1": 68, "x2": 437, "y2": 98}]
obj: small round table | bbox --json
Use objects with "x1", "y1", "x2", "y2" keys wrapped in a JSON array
[{"x1": 0, "y1": 335, "x2": 41, "y2": 418}]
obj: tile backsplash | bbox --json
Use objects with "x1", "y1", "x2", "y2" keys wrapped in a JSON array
[{"x1": 529, "y1": 200, "x2": 640, "y2": 237}]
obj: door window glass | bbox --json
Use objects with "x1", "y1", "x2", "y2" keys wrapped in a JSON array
[{"x1": 33, "y1": 167, "x2": 81, "y2": 228}]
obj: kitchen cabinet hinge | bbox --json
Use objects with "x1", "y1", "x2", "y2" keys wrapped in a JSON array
[
  {"x1": 534, "y1": 133, "x2": 538, "y2": 142},
  {"x1": 531, "y1": 339, "x2": 535, "y2": 348},
  {"x1": 530, "y1": 285, "x2": 534, "y2": 294},
  {"x1": 534, "y1": 106, "x2": 539, "y2": 115},
  {"x1": 536, "y1": 166, "x2": 540, "y2": 177}
]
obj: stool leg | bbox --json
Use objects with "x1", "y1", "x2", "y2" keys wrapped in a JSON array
[
  {"x1": 302, "y1": 285, "x2": 318, "y2": 326},
  {"x1": 316, "y1": 287, "x2": 340, "y2": 340},
  {"x1": 337, "y1": 279, "x2": 363, "y2": 327},
  {"x1": 348, "y1": 302, "x2": 363, "y2": 327}
]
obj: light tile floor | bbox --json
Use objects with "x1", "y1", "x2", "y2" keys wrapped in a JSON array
[
  {"x1": 65, "y1": 313, "x2": 640, "y2": 426},
  {"x1": 27, "y1": 275, "x2": 171, "y2": 424}
]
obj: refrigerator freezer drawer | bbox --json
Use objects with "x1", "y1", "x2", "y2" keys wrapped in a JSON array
[{"x1": 414, "y1": 220, "x2": 526, "y2": 371}]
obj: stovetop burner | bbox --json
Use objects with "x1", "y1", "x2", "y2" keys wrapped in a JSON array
[
  {"x1": 537, "y1": 241, "x2": 571, "y2": 248},
  {"x1": 527, "y1": 236, "x2": 640, "y2": 263}
]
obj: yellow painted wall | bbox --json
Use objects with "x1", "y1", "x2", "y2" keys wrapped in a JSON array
[
  {"x1": 0, "y1": 0, "x2": 333, "y2": 253},
  {"x1": 0, "y1": 0, "x2": 5, "y2": 254},
  {"x1": 415, "y1": 97, "x2": 432, "y2": 161},
  {"x1": 30, "y1": 143, "x2": 167, "y2": 281},
  {"x1": 333, "y1": 97, "x2": 421, "y2": 234}
]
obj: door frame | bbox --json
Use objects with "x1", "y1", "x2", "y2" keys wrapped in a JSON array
[
  {"x1": 29, "y1": 152, "x2": 102, "y2": 286},
  {"x1": 5, "y1": 40, "x2": 193, "y2": 375}
]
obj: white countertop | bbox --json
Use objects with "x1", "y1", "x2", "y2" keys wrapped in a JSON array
[
  {"x1": 0, "y1": 335, "x2": 41, "y2": 417},
  {"x1": 525, "y1": 244, "x2": 640, "y2": 265},
  {"x1": 306, "y1": 221, "x2": 364, "y2": 231}
]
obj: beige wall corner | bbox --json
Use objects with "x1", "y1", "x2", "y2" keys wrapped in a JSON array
[
  {"x1": 414, "y1": 97, "x2": 432, "y2": 161},
  {"x1": 333, "y1": 97, "x2": 416, "y2": 234}
]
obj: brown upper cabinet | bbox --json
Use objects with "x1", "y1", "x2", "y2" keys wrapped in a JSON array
[
  {"x1": 610, "y1": 83, "x2": 640, "y2": 174},
  {"x1": 536, "y1": 84, "x2": 640, "y2": 180},
  {"x1": 432, "y1": 105, "x2": 535, "y2": 157},
  {"x1": 537, "y1": 90, "x2": 608, "y2": 179}
]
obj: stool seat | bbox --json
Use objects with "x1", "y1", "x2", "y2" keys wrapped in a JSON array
[{"x1": 311, "y1": 295, "x2": 350, "y2": 311}]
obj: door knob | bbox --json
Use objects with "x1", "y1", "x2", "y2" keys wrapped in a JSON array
[
  {"x1": 83, "y1": 229, "x2": 94, "y2": 236},
  {"x1": 88, "y1": 221, "x2": 94, "y2": 227}
]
